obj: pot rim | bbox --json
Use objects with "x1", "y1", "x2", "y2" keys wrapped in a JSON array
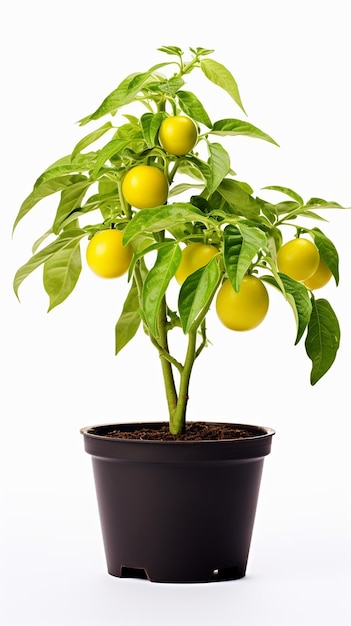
[
  {"x1": 80, "y1": 421, "x2": 275, "y2": 443},
  {"x1": 81, "y1": 421, "x2": 275, "y2": 463}
]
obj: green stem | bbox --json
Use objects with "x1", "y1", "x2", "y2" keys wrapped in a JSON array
[
  {"x1": 169, "y1": 329, "x2": 197, "y2": 435},
  {"x1": 117, "y1": 178, "x2": 132, "y2": 220},
  {"x1": 157, "y1": 296, "x2": 178, "y2": 422}
]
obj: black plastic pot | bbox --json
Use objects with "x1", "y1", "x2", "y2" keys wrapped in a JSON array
[{"x1": 81, "y1": 421, "x2": 274, "y2": 583}]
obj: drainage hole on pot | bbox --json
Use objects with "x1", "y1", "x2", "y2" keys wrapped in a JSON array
[
  {"x1": 120, "y1": 566, "x2": 148, "y2": 580},
  {"x1": 212, "y1": 566, "x2": 245, "y2": 581}
]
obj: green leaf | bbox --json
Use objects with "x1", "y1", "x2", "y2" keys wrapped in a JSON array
[
  {"x1": 71, "y1": 122, "x2": 114, "y2": 158},
  {"x1": 53, "y1": 178, "x2": 92, "y2": 233},
  {"x1": 211, "y1": 119, "x2": 278, "y2": 146},
  {"x1": 123, "y1": 203, "x2": 205, "y2": 244},
  {"x1": 34, "y1": 153, "x2": 97, "y2": 187},
  {"x1": 147, "y1": 76, "x2": 185, "y2": 96},
  {"x1": 223, "y1": 224, "x2": 267, "y2": 290},
  {"x1": 140, "y1": 112, "x2": 166, "y2": 148},
  {"x1": 177, "y1": 90, "x2": 212, "y2": 127},
  {"x1": 115, "y1": 279, "x2": 142, "y2": 354},
  {"x1": 190, "y1": 47, "x2": 215, "y2": 57},
  {"x1": 305, "y1": 197, "x2": 344, "y2": 209},
  {"x1": 263, "y1": 185, "x2": 304, "y2": 204},
  {"x1": 43, "y1": 235, "x2": 82, "y2": 311},
  {"x1": 93, "y1": 137, "x2": 138, "y2": 177},
  {"x1": 14, "y1": 228, "x2": 86, "y2": 303},
  {"x1": 157, "y1": 46, "x2": 183, "y2": 57},
  {"x1": 310, "y1": 227, "x2": 339, "y2": 284},
  {"x1": 305, "y1": 298, "x2": 340, "y2": 384},
  {"x1": 281, "y1": 275, "x2": 312, "y2": 344},
  {"x1": 13, "y1": 176, "x2": 83, "y2": 232},
  {"x1": 142, "y1": 242, "x2": 182, "y2": 336},
  {"x1": 206, "y1": 142, "x2": 231, "y2": 194},
  {"x1": 179, "y1": 258, "x2": 220, "y2": 333},
  {"x1": 180, "y1": 155, "x2": 210, "y2": 188},
  {"x1": 200, "y1": 58, "x2": 246, "y2": 114},
  {"x1": 78, "y1": 64, "x2": 171, "y2": 125},
  {"x1": 278, "y1": 273, "x2": 312, "y2": 344},
  {"x1": 169, "y1": 182, "x2": 204, "y2": 198},
  {"x1": 217, "y1": 179, "x2": 261, "y2": 218}
]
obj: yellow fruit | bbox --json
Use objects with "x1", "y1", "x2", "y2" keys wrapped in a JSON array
[
  {"x1": 86, "y1": 229, "x2": 132, "y2": 278},
  {"x1": 122, "y1": 164, "x2": 168, "y2": 209},
  {"x1": 303, "y1": 257, "x2": 333, "y2": 290},
  {"x1": 175, "y1": 243, "x2": 218, "y2": 284},
  {"x1": 277, "y1": 237, "x2": 320, "y2": 281},
  {"x1": 216, "y1": 275, "x2": 269, "y2": 331},
  {"x1": 159, "y1": 115, "x2": 198, "y2": 156}
]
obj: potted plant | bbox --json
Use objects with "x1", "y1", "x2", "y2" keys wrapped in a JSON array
[{"x1": 13, "y1": 45, "x2": 343, "y2": 583}]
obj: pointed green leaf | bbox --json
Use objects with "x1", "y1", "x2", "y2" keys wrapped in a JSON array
[
  {"x1": 140, "y1": 112, "x2": 166, "y2": 148},
  {"x1": 13, "y1": 176, "x2": 83, "y2": 232},
  {"x1": 263, "y1": 186, "x2": 304, "y2": 204},
  {"x1": 206, "y1": 142, "x2": 231, "y2": 194},
  {"x1": 78, "y1": 64, "x2": 171, "y2": 125},
  {"x1": 71, "y1": 122, "x2": 114, "y2": 158},
  {"x1": 200, "y1": 58, "x2": 246, "y2": 114},
  {"x1": 305, "y1": 298, "x2": 340, "y2": 384},
  {"x1": 179, "y1": 258, "x2": 220, "y2": 333},
  {"x1": 217, "y1": 179, "x2": 260, "y2": 218},
  {"x1": 279, "y1": 274, "x2": 312, "y2": 344},
  {"x1": 223, "y1": 225, "x2": 242, "y2": 290},
  {"x1": 32, "y1": 228, "x2": 55, "y2": 254},
  {"x1": 190, "y1": 47, "x2": 215, "y2": 57},
  {"x1": 13, "y1": 228, "x2": 86, "y2": 298},
  {"x1": 34, "y1": 153, "x2": 97, "y2": 187},
  {"x1": 310, "y1": 227, "x2": 339, "y2": 284},
  {"x1": 43, "y1": 236, "x2": 82, "y2": 311},
  {"x1": 142, "y1": 242, "x2": 182, "y2": 336},
  {"x1": 14, "y1": 241, "x2": 63, "y2": 298},
  {"x1": 123, "y1": 203, "x2": 205, "y2": 244},
  {"x1": 223, "y1": 224, "x2": 267, "y2": 290},
  {"x1": 93, "y1": 137, "x2": 136, "y2": 177},
  {"x1": 180, "y1": 155, "x2": 210, "y2": 188},
  {"x1": 115, "y1": 279, "x2": 142, "y2": 354},
  {"x1": 177, "y1": 90, "x2": 212, "y2": 127},
  {"x1": 260, "y1": 272, "x2": 312, "y2": 344},
  {"x1": 157, "y1": 46, "x2": 183, "y2": 56},
  {"x1": 305, "y1": 197, "x2": 344, "y2": 209},
  {"x1": 146, "y1": 76, "x2": 185, "y2": 96},
  {"x1": 211, "y1": 119, "x2": 278, "y2": 145},
  {"x1": 53, "y1": 178, "x2": 92, "y2": 233}
]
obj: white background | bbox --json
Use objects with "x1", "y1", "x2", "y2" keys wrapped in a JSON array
[{"x1": 1, "y1": 1, "x2": 351, "y2": 624}]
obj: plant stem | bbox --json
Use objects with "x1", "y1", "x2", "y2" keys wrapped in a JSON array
[
  {"x1": 157, "y1": 295, "x2": 178, "y2": 423},
  {"x1": 169, "y1": 329, "x2": 197, "y2": 435}
]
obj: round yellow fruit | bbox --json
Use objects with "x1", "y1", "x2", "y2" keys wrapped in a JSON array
[
  {"x1": 175, "y1": 242, "x2": 218, "y2": 284},
  {"x1": 277, "y1": 237, "x2": 320, "y2": 281},
  {"x1": 159, "y1": 115, "x2": 198, "y2": 156},
  {"x1": 122, "y1": 164, "x2": 169, "y2": 209},
  {"x1": 303, "y1": 257, "x2": 333, "y2": 290},
  {"x1": 86, "y1": 229, "x2": 132, "y2": 278},
  {"x1": 216, "y1": 275, "x2": 269, "y2": 331}
]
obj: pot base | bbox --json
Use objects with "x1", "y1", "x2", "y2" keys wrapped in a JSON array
[{"x1": 117, "y1": 564, "x2": 246, "y2": 584}]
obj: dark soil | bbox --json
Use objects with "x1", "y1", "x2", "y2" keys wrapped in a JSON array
[{"x1": 103, "y1": 421, "x2": 263, "y2": 442}]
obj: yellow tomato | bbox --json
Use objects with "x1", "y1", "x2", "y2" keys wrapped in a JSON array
[
  {"x1": 159, "y1": 115, "x2": 198, "y2": 156},
  {"x1": 86, "y1": 229, "x2": 133, "y2": 278},
  {"x1": 277, "y1": 237, "x2": 320, "y2": 281},
  {"x1": 122, "y1": 164, "x2": 169, "y2": 209},
  {"x1": 216, "y1": 275, "x2": 269, "y2": 331},
  {"x1": 303, "y1": 257, "x2": 333, "y2": 290},
  {"x1": 175, "y1": 243, "x2": 218, "y2": 284}
]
